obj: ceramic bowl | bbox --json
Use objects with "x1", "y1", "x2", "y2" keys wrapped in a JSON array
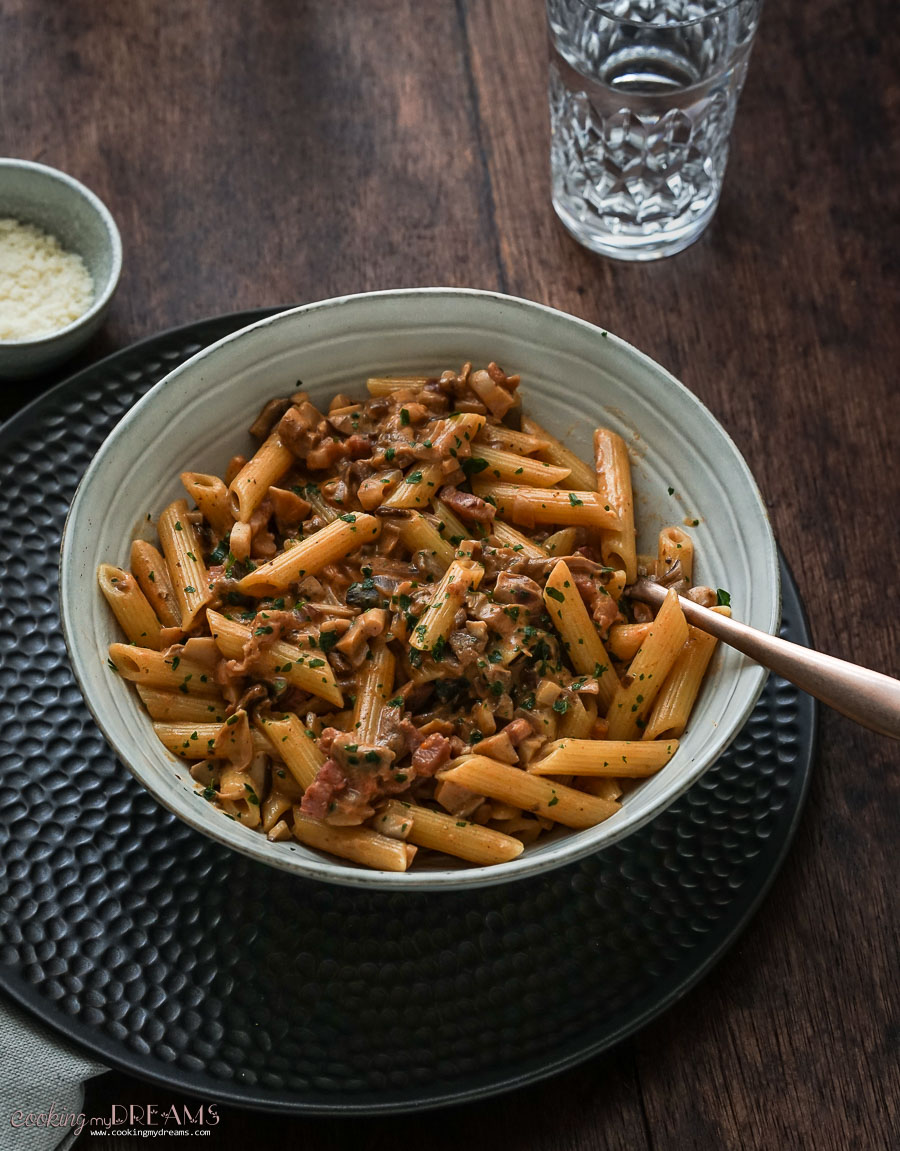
[
  {"x1": 0, "y1": 158, "x2": 122, "y2": 379},
  {"x1": 59, "y1": 288, "x2": 780, "y2": 889}
]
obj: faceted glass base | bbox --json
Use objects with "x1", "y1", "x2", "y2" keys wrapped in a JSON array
[{"x1": 552, "y1": 191, "x2": 720, "y2": 262}]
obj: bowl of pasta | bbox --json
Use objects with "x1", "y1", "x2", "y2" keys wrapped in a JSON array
[{"x1": 60, "y1": 288, "x2": 780, "y2": 889}]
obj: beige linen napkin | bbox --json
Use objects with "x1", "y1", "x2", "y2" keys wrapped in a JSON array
[{"x1": 0, "y1": 995, "x2": 108, "y2": 1149}]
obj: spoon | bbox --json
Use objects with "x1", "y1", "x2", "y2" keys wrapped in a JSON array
[{"x1": 626, "y1": 579, "x2": 900, "y2": 740}]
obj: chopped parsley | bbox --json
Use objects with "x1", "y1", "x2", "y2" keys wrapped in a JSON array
[
  {"x1": 208, "y1": 538, "x2": 229, "y2": 565},
  {"x1": 318, "y1": 630, "x2": 339, "y2": 654}
]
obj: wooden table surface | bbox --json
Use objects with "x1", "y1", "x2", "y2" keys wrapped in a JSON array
[{"x1": 2, "y1": 1, "x2": 897, "y2": 1148}]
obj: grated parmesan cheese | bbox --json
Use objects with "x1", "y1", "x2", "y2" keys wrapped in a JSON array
[{"x1": 0, "y1": 217, "x2": 94, "y2": 341}]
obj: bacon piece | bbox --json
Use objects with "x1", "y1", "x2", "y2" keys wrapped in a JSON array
[
  {"x1": 300, "y1": 758, "x2": 347, "y2": 820},
  {"x1": 398, "y1": 717, "x2": 424, "y2": 753},
  {"x1": 344, "y1": 433, "x2": 374, "y2": 458},
  {"x1": 410, "y1": 733, "x2": 451, "y2": 777},
  {"x1": 439, "y1": 485, "x2": 496, "y2": 525},
  {"x1": 572, "y1": 573, "x2": 620, "y2": 636},
  {"x1": 503, "y1": 717, "x2": 536, "y2": 746}
]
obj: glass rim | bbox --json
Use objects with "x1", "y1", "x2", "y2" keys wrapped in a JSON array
[{"x1": 558, "y1": 0, "x2": 760, "y2": 29}]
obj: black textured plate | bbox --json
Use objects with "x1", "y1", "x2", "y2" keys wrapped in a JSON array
[{"x1": 0, "y1": 311, "x2": 816, "y2": 1115}]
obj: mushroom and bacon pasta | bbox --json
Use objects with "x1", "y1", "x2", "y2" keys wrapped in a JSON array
[{"x1": 99, "y1": 363, "x2": 727, "y2": 871}]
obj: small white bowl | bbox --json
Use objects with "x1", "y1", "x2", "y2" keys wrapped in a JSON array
[
  {"x1": 60, "y1": 289, "x2": 780, "y2": 890},
  {"x1": 0, "y1": 158, "x2": 122, "y2": 379}
]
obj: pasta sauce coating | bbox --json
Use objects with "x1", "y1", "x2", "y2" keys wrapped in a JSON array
[{"x1": 100, "y1": 363, "x2": 723, "y2": 871}]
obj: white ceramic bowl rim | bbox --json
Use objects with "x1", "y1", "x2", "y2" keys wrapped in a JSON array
[
  {"x1": 0, "y1": 157, "x2": 123, "y2": 346},
  {"x1": 60, "y1": 287, "x2": 780, "y2": 890}
]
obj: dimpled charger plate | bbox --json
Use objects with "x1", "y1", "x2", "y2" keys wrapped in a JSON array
[{"x1": 0, "y1": 310, "x2": 815, "y2": 1113}]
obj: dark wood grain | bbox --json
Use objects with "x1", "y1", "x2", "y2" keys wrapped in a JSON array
[{"x1": 1, "y1": 0, "x2": 897, "y2": 1148}]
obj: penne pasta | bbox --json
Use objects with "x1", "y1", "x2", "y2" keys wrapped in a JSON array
[
  {"x1": 255, "y1": 712, "x2": 324, "y2": 790},
  {"x1": 520, "y1": 415, "x2": 597, "y2": 490},
  {"x1": 605, "y1": 589, "x2": 690, "y2": 739},
  {"x1": 236, "y1": 513, "x2": 380, "y2": 596},
  {"x1": 181, "y1": 471, "x2": 234, "y2": 539},
  {"x1": 594, "y1": 428, "x2": 637, "y2": 583},
  {"x1": 490, "y1": 519, "x2": 548, "y2": 558},
  {"x1": 137, "y1": 685, "x2": 227, "y2": 723},
  {"x1": 130, "y1": 539, "x2": 181, "y2": 629},
  {"x1": 657, "y1": 524, "x2": 694, "y2": 584},
  {"x1": 581, "y1": 777, "x2": 623, "y2": 802},
  {"x1": 472, "y1": 445, "x2": 571, "y2": 487},
  {"x1": 606, "y1": 622, "x2": 652, "y2": 662},
  {"x1": 261, "y1": 790, "x2": 293, "y2": 834},
  {"x1": 381, "y1": 462, "x2": 444, "y2": 509},
  {"x1": 395, "y1": 513, "x2": 456, "y2": 570},
  {"x1": 375, "y1": 799, "x2": 524, "y2": 864},
  {"x1": 366, "y1": 375, "x2": 430, "y2": 396},
  {"x1": 642, "y1": 607, "x2": 729, "y2": 740},
  {"x1": 97, "y1": 564, "x2": 164, "y2": 649},
  {"x1": 542, "y1": 560, "x2": 617, "y2": 709},
  {"x1": 558, "y1": 694, "x2": 598, "y2": 740},
  {"x1": 157, "y1": 498, "x2": 213, "y2": 630},
  {"x1": 292, "y1": 810, "x2": 416, "y2": 871},
  {"x1": 207, "y1": 609, "x2": 344, "y2": 707},
  {"x1": 432, "y1": 497, "x2": 471, "y2": 545},
  {"x1": 430, "y1": 412, "x2": 486, "y2": 455},
  {"x1": 99, "y1": 365, "x2": 721, "y2": 873},
  {"x1": 543, "y1": 527, "x2": 578, "y2": 555},
  {"x1": 472, "y1": 480, "x2": 621, "y2": 530},
  {"x1": 228, "y1": 431, "x2": 294, "y2": 522},
  {"x1": 153, "y1": 721, "x2": 271, "y2": 761},
  {"x1": 529, "y1": 737, "x2": 679, "y2": 776},
  {"x1": 409, "y1": 559, "x2": 484, "y2": 653},
  {"x1": 352, "y1": 638, "x2": 396, "y2": 745},
  {"x1": 108, "y1": 643, "x2": 221, "y2": 696},
  {"x1": 438, "y1": 756, "x2": 620, "y2": 827},
  {"x1": 476, "y1": 423, "x2": 551, "y2": 456}
]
